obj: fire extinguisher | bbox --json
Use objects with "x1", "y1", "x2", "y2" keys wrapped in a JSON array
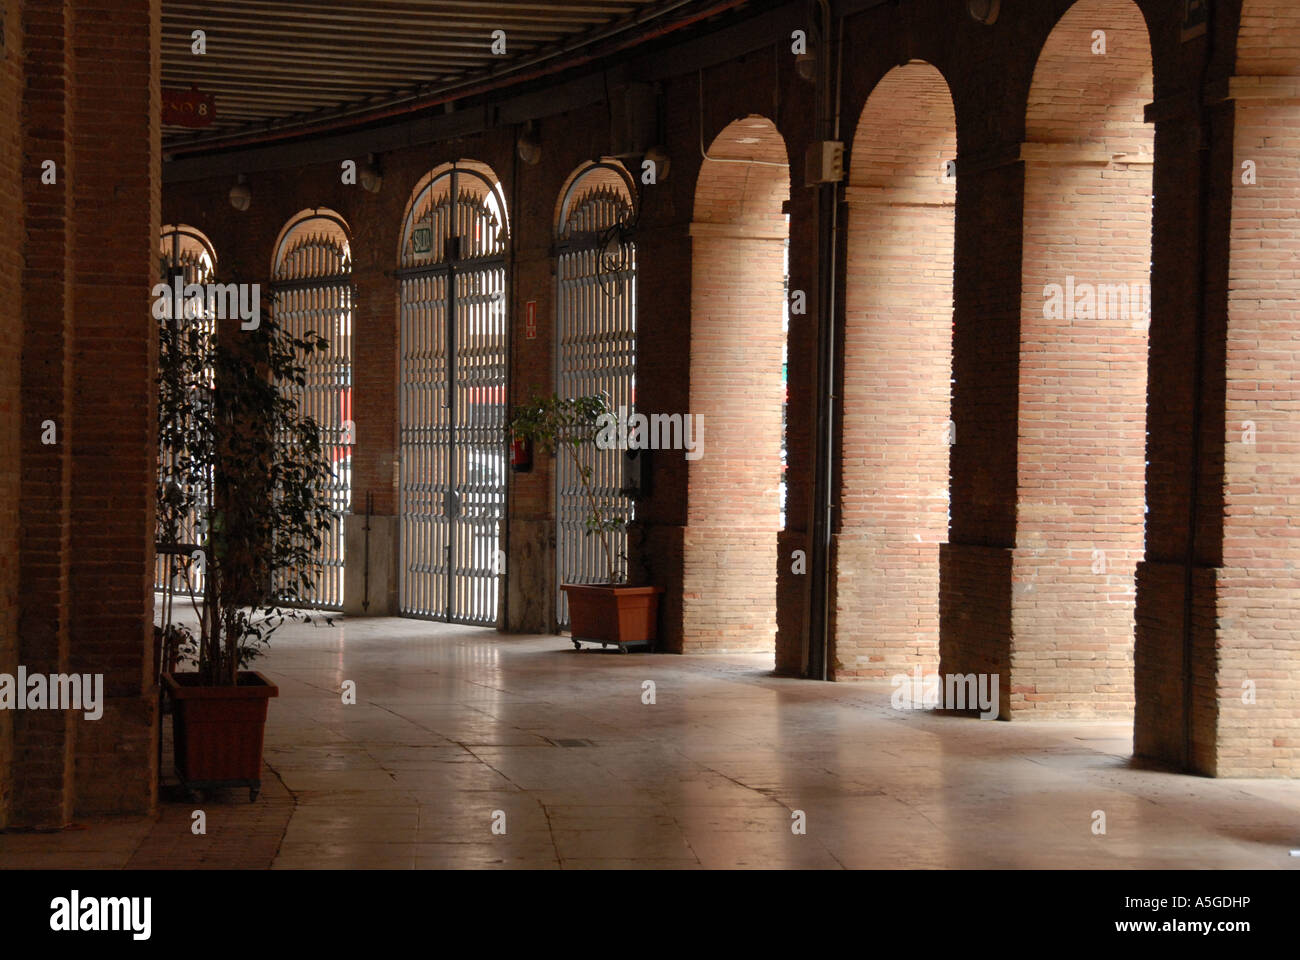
[{"x1": 510, "y1": 435, "x2": 533, "y2": 473}]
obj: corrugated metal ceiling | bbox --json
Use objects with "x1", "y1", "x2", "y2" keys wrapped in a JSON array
[{"x1": 162, "y1": 0, "x2": 731, "y2": 150}]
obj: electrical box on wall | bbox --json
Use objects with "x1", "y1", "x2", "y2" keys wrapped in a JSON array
[{"x1": 804, "y1": 140, "x2": 845, "y2": 187}]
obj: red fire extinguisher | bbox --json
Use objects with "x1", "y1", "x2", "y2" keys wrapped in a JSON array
[{"x1": 510, "y1": 435, "x2": 533, "y2": 473}]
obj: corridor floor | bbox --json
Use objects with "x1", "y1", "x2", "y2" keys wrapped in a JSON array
[{"x1": 2, "y1": 616, "x2": 1297, "y2": 870}]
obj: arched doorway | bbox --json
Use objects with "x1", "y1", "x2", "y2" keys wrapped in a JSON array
[
  {"x1": 396, "y1": 162, "x2": 509, "y2": 624},
  {"x1": 685, "y1": 115, "x2": 790, "y2": 655},
  {"x1": 1015, "y1": 0, "x2": 1154, "y2": 718},
  {"x1": 834, "y1": 62, "x2": 956, "y2": 681},
  {"x1": 553, "y1": 160, "x2": 638, "y2": 626},
  {"x1": 270, "y1": 208, "x2": 354, "y2": 610}
]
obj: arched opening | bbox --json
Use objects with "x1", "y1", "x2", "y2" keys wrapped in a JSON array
[
  {"x1": 685, "y1": 115, "x2": 789, "y2": 655},
  {"x1": 155, "y1": 224, "x2": 218, "y2": 597},
  {"x1": 834, "y1": 62, "x2": 956, "y2": 681},
  {"x1": 270, "y1": 208, "x2": 354, "y2": 610},
  {"x1": 553, "y1": 160, "x2": 638, "y2": 626},
  {"x1": 1217, "y1": 2, "x2": 1300, "y2": 774},
  {"x1": 396, "y1": 161, "x2": 508, "y2": 624},
  {"x1": 1015, "y1": 0, "x2": 1153, "y2": 718}
]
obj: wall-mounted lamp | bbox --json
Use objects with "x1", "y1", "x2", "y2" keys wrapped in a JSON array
[
  {"x1": 644, "y1": 144, "x2": 671, "y2": 181},
  {"x1": 795, "y1": 51, "x2": 817, "y2": 83},
  {"x1": 968, "y1": 0, "x2": 1000, "y2": 25},
  {"x1": 228, "y1": 176, "x2": 250, "y2": 214},
  {"x1": 359, "y1": 153, "x2": 383, "y2": 193},
  {"x1": 517, "y1": 122, "x2": 541, "y2": 166},
  {"x1": 229, "y1": 173, "x2": 251, "y2": 211}
]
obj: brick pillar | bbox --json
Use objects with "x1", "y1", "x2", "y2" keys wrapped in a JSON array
[
  {"x1": 0, "y1": 0, "x2": 24, "y2": 829},
  {"x1": 506, "y1": 242, "x2": 555, "y2": 633},
  {"x1": 1134, "y1": 99, "x2": 1221, "y2": 770},
  {"x1": 631, "y1": 218, "x2": 692, "y2": 652},
  {"x1": 833, "y1": 63, "x2": 954, "y2": 681},
  {"x1": 939, "y1": 146, "x2": 1023, "y2": 720},
  {"x1": 775, "y1": 182, "x2": 817, "y2": 676},
  {"x1": 343, "y1": 250, "x2": 400, "y2": 617},
  {"x1": 67, "y1": 0, "x2": 160, "y2": 817},
  {"x1": 11, "y1": 0, "x2": 77, "y2": 828}
]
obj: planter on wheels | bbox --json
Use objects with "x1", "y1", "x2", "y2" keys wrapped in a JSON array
[
  {"x1": 162, "y1": 671, "x2": 278, "y2": 800},
  {"x1": 562, "y1": 583, "x2": 664, "y2": 652}
]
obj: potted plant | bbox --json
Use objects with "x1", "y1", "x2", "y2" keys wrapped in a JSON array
[
  {"x1": 510, "y1": 393, "x2": 663, "y2": 652},
  {"x1": 156, "y1": 288, "x2": 337, "y2": 799}
]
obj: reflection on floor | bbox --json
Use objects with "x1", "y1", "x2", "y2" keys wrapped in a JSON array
[{"x1": 2, "y1": 616, "x2": 1297, "y2": 869}]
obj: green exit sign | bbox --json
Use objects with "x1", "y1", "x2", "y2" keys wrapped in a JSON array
[{"x1": 412, "y1": 226, "x2": 432, "y2": 254}]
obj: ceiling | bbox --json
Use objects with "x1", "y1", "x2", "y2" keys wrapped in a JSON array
[{"x1": 162, "y1": 0, "x2": 747, "y2": 153}]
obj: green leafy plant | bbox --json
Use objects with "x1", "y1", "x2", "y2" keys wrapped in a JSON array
[
  {"x1": 510, "y1": 392, "x2": 625, "y2": 584},
  {"x1": 156, "y1": 289, "x2": 337, "y2": 685}
]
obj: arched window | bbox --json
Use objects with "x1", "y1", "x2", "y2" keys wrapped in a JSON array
[
  {"x1": 554, "y1": 161, "x2": 637, "y2": 625},
  {"x1": 156, "y1": 225, "x2": 218, "y2": 597},
  {"x1": 397, "y1": 162, "x2": 508, "y2": 624},
  {"x1": 270, "y1": 208, "x2": 354, "y2": 610}
]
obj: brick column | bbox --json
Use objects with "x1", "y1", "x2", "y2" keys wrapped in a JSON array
[
  {"x1": 343, "y1": 251, "x2": 400, "y2": 617},
  {"x1": 0, "y1": 0, "x2": 25, "y2": 829},
  {"x1": 939, "y1": 147, "x2": 1023, "y2": 721},
  {"x1": 66, "y1": 0, "x2": 160, "y2": 817},
  {"x1": 12, "y1": 0, "x2": 77, "y2": 828}
]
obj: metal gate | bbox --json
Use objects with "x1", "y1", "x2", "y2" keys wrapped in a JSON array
[
  {"x1": 397, "y1": 164, "x2": 508, "y2": 624},
  {"x1": 269, "y1": 210, "x2": 354, "y2": 610},
  {"x1": 554, "y1": 163, "x2": 637, "y2": 626},
  {"x1": 155, "y1": 225, "x2": 216, "y2": 596}
]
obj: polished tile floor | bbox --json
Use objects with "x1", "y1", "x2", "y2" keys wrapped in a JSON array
[{"x1": 2, "y1": 616, "x2": 1297, "y2": 869}]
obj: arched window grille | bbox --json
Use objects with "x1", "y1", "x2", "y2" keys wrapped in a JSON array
[
  {"x1": 396, "y1": 163, "x2": 508, "y2": 624},
  {"x1": 156, "y1": 224, "x2": 217, "y2": 597},
  {"x1": 270, "y1": 208, "x2": 354, "y2": 610},
  {"x1": 554, "y1": 162, "x2": 637, "y2": 626}
]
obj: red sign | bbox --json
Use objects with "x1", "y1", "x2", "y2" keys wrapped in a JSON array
[
  {"x1": 525, "y1": 300, "x2": 537, "y2": 340},
  {"x1": 163, "y1": 87, "x2": 216, "y2": 128}
]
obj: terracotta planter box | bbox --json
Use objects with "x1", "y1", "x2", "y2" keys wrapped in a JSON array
[
  {"x1": 162, "y1": 671, "x2": 278, "y2": 800},
  {"x1": 562, "y1": 583, "x2": 664, "y2": 652}
]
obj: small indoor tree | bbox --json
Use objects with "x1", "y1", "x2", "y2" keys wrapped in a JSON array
[
  {"x1": 510, "y1": 392, "x2": 661, "y2": 652},
  {"x1": 156, "y1": 289, "x2": 337, "y2": 686},
  {"x1": 510, "y1": 392, "x2": 625, "y2": 584}
]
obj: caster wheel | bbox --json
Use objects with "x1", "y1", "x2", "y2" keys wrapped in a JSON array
[
  {"x1": 572, "y1": 640, "x2": 581, "y2": 651},
  {"x1": 249, "y1": 786, "x2": 260, "y2": 802}
]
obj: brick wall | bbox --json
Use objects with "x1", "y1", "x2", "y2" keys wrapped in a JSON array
[{"x1": 1215, "y1": 0, "x2": 1300, "y2": 775}]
